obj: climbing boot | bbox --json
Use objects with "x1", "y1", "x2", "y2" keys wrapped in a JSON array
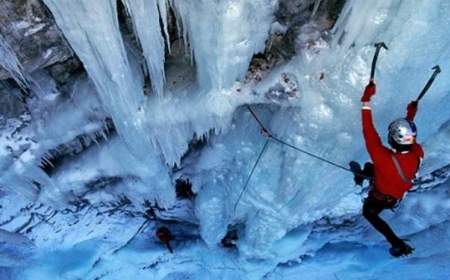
[{"x1": 389, "y1": 241, "x2": 415, "y2": 257}]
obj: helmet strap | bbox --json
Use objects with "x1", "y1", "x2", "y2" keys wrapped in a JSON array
[{"x1": 389, "y1": 139, "x2": 412, "y2": 152}]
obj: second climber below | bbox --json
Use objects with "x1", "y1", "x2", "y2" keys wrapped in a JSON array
[{"x1": 357, "y1": 79, "x2": 424, "y2": 257}]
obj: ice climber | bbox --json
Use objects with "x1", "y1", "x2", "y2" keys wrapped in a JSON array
[{"x1": 357, "y1": 80, "x2": 423, "y2": 257}]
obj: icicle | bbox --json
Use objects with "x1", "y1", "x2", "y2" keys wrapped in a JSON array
[
  {"x1": 330, "y1": 0, "x2": 397, "y2": 50},
  {"x1": 46, "y1": 152, "x2": 55, "y2": 161},
  {"x1": 0, "y1": 33, "x2": 30, "y2": 90},
  {"x1": 85, "y1": 134, "x2": 92, "y2": 146},
  {"x1": 41, "y1": 154, "x2": 54, "y2": 167},
  {"x1": 123, "y1": 0, "x2": 166, "y2": 97},
  {"x1": 91, "y1": 133, "x2": 99, "y2": 146},
  {"x1": 169, "y1": 0, "x2": 278, "y2": 90},
  {"x1": 44, "y1": 0, "x2": 156, "y2": 165},
  {"x1": 0, "y1": 33, "x2": 47, "y2": 98},
  {"x1": 169, "y1": 0, "x2": 184, "y2": 50},
  {"x1": 168, "y1": 0, "x2": 192, "y2": 62},
  {"x1": 157, "y1": 0, "x2": 171, "y2": 54},
  {"x1": 311, "y1": 0, "x2": 322, "y2": 19},
  {"x1": 103, "y1": 121, "x2": 110, "y2": 136},
  {"x1": 101, "y1": 130, "x2": 109, "y2": 141}
]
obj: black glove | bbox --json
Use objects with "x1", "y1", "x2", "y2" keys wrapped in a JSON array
[
  {"x1": 349, "y1": 161, "x2": 364, "y2": 186},
  {"x1": 349, "y1": 161, "x2": 374, "y2": 186}
]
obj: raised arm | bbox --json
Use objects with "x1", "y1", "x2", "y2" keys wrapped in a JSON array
[
  {"x1": 406, "y1": 101, "x2": 418, "y2": 121},
  {"x1": 361, "y1": 82, "x2": 385, "y2": 161}
]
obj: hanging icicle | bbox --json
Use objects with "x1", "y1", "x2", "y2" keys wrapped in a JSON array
[{"x1": 123, "y1": 0, "x2": 167, "y2": 97}]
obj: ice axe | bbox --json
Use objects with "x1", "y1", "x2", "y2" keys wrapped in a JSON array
[
  {"x1": 370, "y1": 42, "x2": 388, "y2": 81},
  {"x1": 416, "y1": 65, "x2": 441, "y2": 102}
]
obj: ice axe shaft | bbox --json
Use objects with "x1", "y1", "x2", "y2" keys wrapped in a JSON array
[
  {"x1": 370, "y1": 42, "x2": 388, "y2": 81},
  {"x1": 416, "y1": 65, "x2": 441, "y2": 102}
]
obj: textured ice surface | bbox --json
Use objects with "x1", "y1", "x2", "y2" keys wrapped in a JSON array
[
  {"x1": 1, "y1": 0, "x2": 450, "y2": 279},
  {"x1": 170, "y1": 0, "x2": 277, "y2": 90},
  {"x1": 43, "y1": 0, "x2": 152, "y2": 159},
  {"x1": 44, "y1": 0, "x2": 175, "y2": 207},
  {"x1": 187, "y1": 0, "x2": 450, "y2": 258},
  {"x1": 0, "y1": 180, "x2": 448, "y2": 279}
]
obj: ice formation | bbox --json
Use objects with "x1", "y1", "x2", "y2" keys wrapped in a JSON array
[
  {"x1": 169, "y1": 0, "x2": 277, "y2": 90},
  {"x1": 0, "y1": 34, "x2": 29, "y2": 90},
  {"x1": 1, "y1": 0, "x2": 450, "y2": 279},
  {"x1": 122, "y1": 0, "x2": 167, "y2": 97}
]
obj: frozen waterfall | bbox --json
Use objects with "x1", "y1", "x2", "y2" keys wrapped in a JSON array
[{"x1": 1, "y1": 0, "x2": 450, "y2": 279}]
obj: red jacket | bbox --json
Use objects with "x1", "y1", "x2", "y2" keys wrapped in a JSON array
[{"x1": 362, "y1": 108, "x2": 424, "y2": 199}]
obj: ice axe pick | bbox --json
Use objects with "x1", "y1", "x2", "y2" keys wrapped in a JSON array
[
  {"x1": 416, "y1": 65, "x2": 442, "y2": 102},
  {"x1": 370, "y1": 42, "x2": 388, "y2": 81}
]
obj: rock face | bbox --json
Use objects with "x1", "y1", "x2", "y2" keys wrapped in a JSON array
[
  {"x1": 0, "y1": 0, "x2": 74, "y2": 80},
  {"x1": 0, "y1": 0, "x2": 344, "y2": 84}
]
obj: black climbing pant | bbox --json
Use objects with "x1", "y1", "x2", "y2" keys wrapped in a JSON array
[{"x1": 362, "y1": 192, "x2": 402, "y2": 247}]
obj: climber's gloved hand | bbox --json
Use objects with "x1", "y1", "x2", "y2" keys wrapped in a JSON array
[
  {"x1": 406, "y1": 101, "x2": 418, "y2": 121},
  {"x1": 361, "y1": 81, "x2": 376, "y2": 102},
  {"x1": 349, "y1": 161, "x2": 364, "y2": 186},
  {"x1": 349, "y1": 161, "x2": 374, "y2": 186}
]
